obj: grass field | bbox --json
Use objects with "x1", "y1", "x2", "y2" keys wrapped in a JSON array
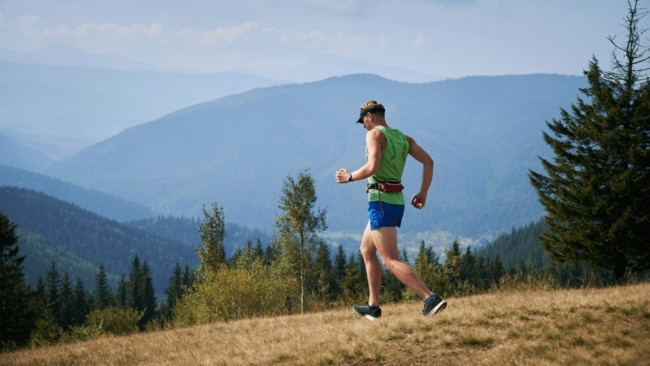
[{"x1": 2, "y1": 283, "x2": 649, "y2": 365}]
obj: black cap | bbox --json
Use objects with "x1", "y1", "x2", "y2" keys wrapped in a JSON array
[{"x1": 356, "y1": 104, "x2": 385, "y2": 123}]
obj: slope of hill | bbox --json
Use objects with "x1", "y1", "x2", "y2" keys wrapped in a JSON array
[
  {"x1": 476, "y1": 219, "x2": 550, "y2": 268},
  {"x1": 0, "y1": 61, "x2": 281, "y2": 151},
  {"x1": 3, "y1": 283, "x2": 648, "y2": 365},
  {"x1": 0, "y1": 134, "x2": 53, "y2": 171},
  {"x1": 0, "y1": 165, "x2": 155, "y2": 222},
  {"x1": 0, "y1": 186, "x2": 197, "y2": 292},
  {"x1": 44, "y1": 73, "x2": 586, "y2": 238}
]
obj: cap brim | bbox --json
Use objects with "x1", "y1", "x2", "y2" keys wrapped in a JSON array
[{"x1": 356, "y1": 105, "x2": 384, "y2": 123}]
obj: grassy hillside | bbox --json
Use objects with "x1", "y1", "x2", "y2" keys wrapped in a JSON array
[{"x1": 3, "y1": 283, "x2": 648, "y2": 365}]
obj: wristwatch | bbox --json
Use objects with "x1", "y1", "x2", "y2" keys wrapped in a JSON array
[{"x1": 347, "y1": 172, "x2": 353, "y2": 182}]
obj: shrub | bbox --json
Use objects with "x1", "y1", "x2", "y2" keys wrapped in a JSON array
[
  {"x1": 83, "y1": 307, "x2": 143, "y2": 336},
  {"x1": 174, "y1": 259, "x2": 289, "y2": 326}
]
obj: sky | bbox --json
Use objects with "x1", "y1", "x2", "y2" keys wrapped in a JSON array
[{"x1": 0, "y1": 0, "x2": 644, "y2": 81}]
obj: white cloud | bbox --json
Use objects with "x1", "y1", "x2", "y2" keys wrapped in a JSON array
[{"x1": 197, "y1": 22, "x2": 258, "y2": 46}]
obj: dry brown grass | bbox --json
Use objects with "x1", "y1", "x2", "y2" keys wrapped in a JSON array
[{"x1": 2, "y1": 283, "x2": 649, "y2": 365}]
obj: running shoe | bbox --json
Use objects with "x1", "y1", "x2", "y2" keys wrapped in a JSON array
[
  {"x1": 352, "y1": 303, "x2": 382, "y2": 320},
  {"x1": 423, "y1": 294, "x2": 447, "y2": 316}
]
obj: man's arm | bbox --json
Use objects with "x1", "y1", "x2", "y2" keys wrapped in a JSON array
[
  {"x1": 335, "y1": 129, "x2": 384, "y2": 183},
  {"x1": 406, "y1": 135, "x2": 433, "y2": 209}
]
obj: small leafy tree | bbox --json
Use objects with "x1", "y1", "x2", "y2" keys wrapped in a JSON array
[
  {"x1": 273, "y1": 169, "x2": 327, "y2": 314},
  {"x1": 196, "y1": 202, "x2": 227, "y2": 274}
]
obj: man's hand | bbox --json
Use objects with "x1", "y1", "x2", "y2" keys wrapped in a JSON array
[
  {"x1": 410, "y1": 193, "x2": 427, "y2": 209},
  {"x1": 335, "y1": 168, "x2": 351, "y2": 183}
]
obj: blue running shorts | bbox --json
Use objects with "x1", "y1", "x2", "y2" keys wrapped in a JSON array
[{"x1": 368, "y1": 201, "x2": 405, "y2": 230}]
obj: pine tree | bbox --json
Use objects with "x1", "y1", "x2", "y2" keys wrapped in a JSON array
[
  {"x1": 115, "y1": 275, "x2": 127, "y2": 308},
  {"x1": 139, "y1": 261, "x2": 157, "y2": 328},
  {"x1": 442, "y1": 241, "x2": 463, "y2": 297},
  {"x1": 127, "y1": 256, "x2": 142, "y2": 310},
  {"x1": 58, "y1": 272, "x2": 74, "y2": 331},
  {"x1": 71, "y1": 278, "x2": 89, "y2": 327},
  {"x1": 31, "y1": 277, "x2": 47, "y2": 313},
  {"x1": 93, "y1": 265, "x2": 113, "y2": 310},
  {"x1": 313, "y1": 240, "x2": 334, "y2": 302},
  {"x1": 491, "y1": 254, "x2": 505, "y2": 287},
  {"x1": 529, "y1": 1, "x2": 650, "y2": 281},
  {"x1": 333, "y1": 245, "x2": 347, "y2": 288},
  {"x1": 0, "y1": 212, "x2": 34, "y2": 348},
  {"x1": 165, "y1": 263, "x2": 184, "y2": 310},
  {"x1": 342, "y1": 253, "x2": 363, "y2": 303},
  {"x1": 413, "y1": 240, "x2": 443, "y2": 295},
  {"x1": 459, "y1": 246, "x2": 477, "y2": 293},
  {"x1": 45, "y1": 261, "x2": 61, "y2": 324}
]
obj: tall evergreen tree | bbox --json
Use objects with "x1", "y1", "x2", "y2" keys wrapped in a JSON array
[
  {"x1": 413, "y1": 241, "x2": 443, "y2": 295},
  {"x1": 459, "y1": 246, "x2": 478, "y2": 293},
  {"x1": 196, "y1": 202, "x2": 227, "y2": 274},
  {"x1": 313, "y1": 240, "x2": 335, "y2": 302},
  {"x1": 93, "y1": 264, "x2": 113, "y2": 310},
  {"x1": 31, "y1": 277, "x2": 47, "y2": 314},
  {"x1": 442, "y1": 241, "x2": 464, "y2": 297},
  {"x1": 273, "y1": 169, "x2": 328, "y2": 314},
  {"x1": 333, "y1": 245, "x2": 347, "y2": 288},
  {"x1": 139, "y1": 261, "x2": 157, "y2": 327},
  {"x1": 529, "y1": 1, "x2": 650, "y2": 281},
  {"x1": 45, "y1": 261, "x2": 61, "y2": 322},
  {"x1": 165, "y1": 263, "x2": 184, "y2": 310},
  {"x1": 0, "y1": 212, "x2": 33, "y2": 348},
  {"x1": 58, "y1": 272, "x2": 74, "y2": 331},
  {"x1": 490, "y1": 254, "x2": 505, "y2": 287},
  {"x1": 127, "y1": 256, "x2": 142, "y2": 310},
  {"x1": 72, "y1": 278, "x2": 89, "y2": 327},
  {"x1": 341, "y1": 253, "x2": 364, "y2": 303},
  {"x1": 115, "y1": 275, "x2": 127, "y2": 309}
]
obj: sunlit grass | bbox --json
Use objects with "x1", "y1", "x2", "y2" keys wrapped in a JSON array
[{"x1": 2, "y1": 283, "x2": 649, "y2": 365}]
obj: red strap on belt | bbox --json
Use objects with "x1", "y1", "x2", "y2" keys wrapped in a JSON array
[{"x1": 366, "y1": 183, "x2": 404, "y2": 193}]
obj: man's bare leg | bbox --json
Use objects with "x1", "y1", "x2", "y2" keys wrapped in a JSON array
[
  {"x1": 369, "y1": 226, "x2": 433, "y2": 301},
  {"x1": 360, "y1": 222, "x2": 382, "y2": 306}
]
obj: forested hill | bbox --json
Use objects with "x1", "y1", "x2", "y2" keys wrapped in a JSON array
[
  {"x1": 0, "y1": 186, "x2": 198, "y2": 292},
  {"x1": 0, "y1": 165, "x2": 155, "y2": 222},
  {"x1": 476, "y1": 219, "x2": 550, "y2": 268}
]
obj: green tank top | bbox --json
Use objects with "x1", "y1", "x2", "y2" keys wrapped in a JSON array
[{"x1": 367, "y1": 126, "x2": 409, "y2": 205}]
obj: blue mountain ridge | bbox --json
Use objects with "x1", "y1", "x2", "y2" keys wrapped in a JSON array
[{"x1": 42, "y1": 73, "x2": 587, "y2": 240}]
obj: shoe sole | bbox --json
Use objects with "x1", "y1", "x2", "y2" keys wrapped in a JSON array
[
  {"x1": 426, "y1": 300, "x2": 447, "y2": 316},
  {"x1": 352, "y1": 308, "x2": 380, "y2": 321}
]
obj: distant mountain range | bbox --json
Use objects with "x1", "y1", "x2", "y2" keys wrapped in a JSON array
[
  {"x1": 29, "y1": 73, "x2": 586, "y2": 239},
  {"x1": 0, "y1": 60, "x2": 281, "y2": 157}
]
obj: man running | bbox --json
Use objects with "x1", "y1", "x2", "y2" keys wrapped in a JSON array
[{"x1": 335, "y1": 100, "x2": 447, "y2": 320}]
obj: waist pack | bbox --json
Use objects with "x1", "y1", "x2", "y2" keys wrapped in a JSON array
[{"x1": 366, "y1": 182, "x2": 404, "y2": 193}]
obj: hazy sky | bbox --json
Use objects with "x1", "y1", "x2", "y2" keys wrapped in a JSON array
[{"x1": 0, "y1": 0, "x2": 642, "y2": 80}]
